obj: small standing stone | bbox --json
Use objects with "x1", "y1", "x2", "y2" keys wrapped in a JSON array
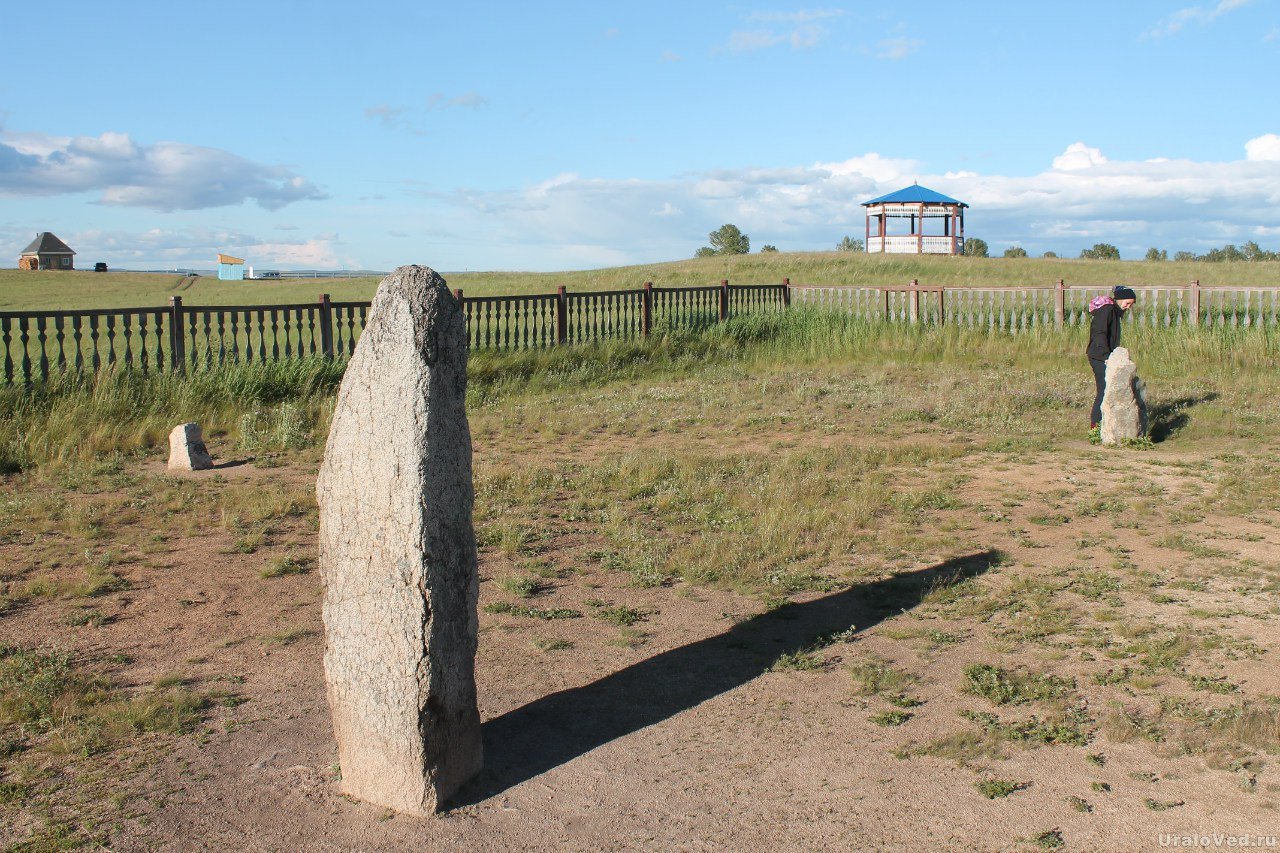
[
  {"x1": 317, "y1": 265, "x2": 482, "y2": 815},
  {"x1": 1100, "y1": 347, "x2": 1148, "y2": 444},
  {"x1": 167, "y1": 423, "x2": 213, "y2": 470}
]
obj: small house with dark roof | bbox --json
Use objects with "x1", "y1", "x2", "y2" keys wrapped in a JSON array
[
  {"x1": 18, "y1": 232, "x2": 76, "y2": 270},
  {"x1": 862, "y1": 184, "x2": 968, "y2": 255}
]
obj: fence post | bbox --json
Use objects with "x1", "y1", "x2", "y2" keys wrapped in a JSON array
[
  {"x1": 556, "y1": 286, "x2": 568, "y2": 344},
  {"x1": 938, "y1": 288, "x2": 946, "y2": 326},
  {"x1": 642, "y1": 282, "x2": 653, "y2": 337},
  {"x1": 782, "y1": 277, "x2": 791, "y2": 308},
  {"x1": 719, "y1": 279, "x2": 729, "y2": 321},
  {"x1": 883, "y1": 288, "x2": 890, "y2": 321},
  {"x1": 1189, "y1": 280, "x2": 1201, "y2": 327},
  {"x1": 1054, "y1": 279, "x2": 1066, "y2": 327},
  {"x1": 909, "y1": 280, "x2": 920, "y2": 324},
  {"x1": 318, "y1": 293, "x2": 334, "y2": 358},
  {"x1": 169, "y1": 295, "x2": 186, "y2": 373}
]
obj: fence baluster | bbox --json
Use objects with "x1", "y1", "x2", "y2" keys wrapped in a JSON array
[
  {"x1": 1, "y1": 317, "x2": 11, "y2": 384},
  {"x1": 137, "y1": 312, "x2": 149, "y2": 373},
  {"x1": 18, "y1": 318, "x2": 32, "y2": 384},
  {"x1": 54, "y1": 315, "x2": 66, "y2": 371},
  {"x1": 120, "y1": 313, "x2": 134, "y2": 368},
  {"x1": 71, "y1": 316, "x2": 83, "y2": 371}
]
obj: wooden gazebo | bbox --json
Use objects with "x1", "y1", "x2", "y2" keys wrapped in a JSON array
[{"x1": 862, "y1": 184, "x2": 967, "y2": 255}]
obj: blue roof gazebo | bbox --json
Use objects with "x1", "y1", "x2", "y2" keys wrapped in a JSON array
[{"x1": 862, "y1": 183, "x2": 968, "y2": 255}]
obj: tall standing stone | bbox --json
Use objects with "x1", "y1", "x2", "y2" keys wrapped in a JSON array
[
  {"x1": 1100, "y1": 346, "x2": 1148, "y2": 445},
  {"x1": 317, "y1": 265, "x2": 481, "y2": 815}
]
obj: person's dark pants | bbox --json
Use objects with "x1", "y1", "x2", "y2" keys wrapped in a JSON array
[{"x1": 1089, "y1": 358, "x2": 1107, "y2": 427}]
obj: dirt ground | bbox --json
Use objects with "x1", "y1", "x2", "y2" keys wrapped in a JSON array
[{"x1": 2, "y1": 419, "x2": 1278, "y2": 851}]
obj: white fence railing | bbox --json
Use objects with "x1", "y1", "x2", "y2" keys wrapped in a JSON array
[{"x1": 791, "y1": 282, "x2": 1280, "y2": 331}]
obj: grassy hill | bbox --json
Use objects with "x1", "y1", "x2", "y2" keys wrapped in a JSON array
[{"x1": 3, "y1": 252, "x2": 1278, "y2": 310}]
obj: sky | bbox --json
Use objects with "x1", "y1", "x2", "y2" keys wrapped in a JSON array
[{"x1": 1, "y1": 0, "x2": 1279, "y2": 272}]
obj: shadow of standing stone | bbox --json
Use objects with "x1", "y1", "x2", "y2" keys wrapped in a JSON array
[{"x1": 317, "y1": 265, "x2": 481, "y2": 815}]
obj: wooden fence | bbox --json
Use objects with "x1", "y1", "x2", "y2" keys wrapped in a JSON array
[
  {"x1": 792, "y1": 280, "x2": 1280, "y2": 332},
  {"x1": 2, "y1": 278, "x2": 1275, "y2": 386},
  {"x1": 0, "y1": 281, "x2": 788, "y2": 385}
]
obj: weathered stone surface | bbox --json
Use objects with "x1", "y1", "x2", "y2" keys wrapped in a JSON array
[
  {"x1": 316, "y1": 265, "x2": 481, "y2": 815},
  {"x1": 167, "y1": 423, "x2": 213, "y2": 470},
  {"x1": 1100, "y1": 347, "x2": 1148, "y2": 444}
]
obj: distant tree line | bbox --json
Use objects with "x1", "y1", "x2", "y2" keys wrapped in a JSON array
[
  {"x1": 1148, "y1": 241, "x2": 1280, "y2": 263},
  {"x1": 691, "y1": 225, "x2": 1279, "y2": 263}
]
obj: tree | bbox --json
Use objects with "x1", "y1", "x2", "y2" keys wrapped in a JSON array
[
  {"x1": 1002, "y1": 246, "x2": 1028, "y2": 258},
  {"x1": 1144, "y1": 247, "x2": 1168, "y2": 262},
  {"x1": 696, "y1": 223, "x2": 749, "y2": 257},
  {"x1": 1042, "y1": 251, "x2": 1058, "y2": 258},
  {"x1": 836, "y1": 235, "x2": 864, "y2": 253},
  {"x1": 1173, "y1": 251, "x2": 1196, "y2": 262},
  {"x1": 760, "y1": 244, "x2": 779, "y2": 253},
  {"x1": 963, "y1": 237, "x2": 989, "y2": 257},
  {"x1": 1079, "y1": 243, "x2": 1121, "y2": 260}
]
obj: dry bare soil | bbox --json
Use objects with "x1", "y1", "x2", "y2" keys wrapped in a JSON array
[{"x1": 2, "y1": 362, "x2": 1278, "y2": 851}]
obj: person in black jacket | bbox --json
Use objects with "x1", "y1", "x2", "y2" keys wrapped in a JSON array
[{"x1": 1087, "y1": 285, "x2": 1137, "y2": 429}]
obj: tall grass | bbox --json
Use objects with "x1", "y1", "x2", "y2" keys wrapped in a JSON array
[
  {"x1": 0, "y1": 359, "x2": 343, "y2": 472},
  {"x1": 2, "y1": 309, "x2": 1274, "y2": 471},
  {"x1": 7, "y1": 252, "x2": 1279, "y2": 309}
]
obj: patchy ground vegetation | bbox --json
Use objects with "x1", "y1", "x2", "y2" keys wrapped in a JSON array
[{"x1": 0, "y1": 313, "x2": 1277, "y2": 849}]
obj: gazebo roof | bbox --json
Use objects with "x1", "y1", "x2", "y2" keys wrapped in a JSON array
[{"x1": 862, "y1": 184, "x2": 967, "y2": 208}]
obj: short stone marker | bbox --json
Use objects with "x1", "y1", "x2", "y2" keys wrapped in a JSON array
[
  {"x1": 317, "y1": 265, "x2": 482, "y2": 815},
  {"x1": 167, "y1": 423, "x2": 213, "y2": 471},
  {"x1": 1100, "y1": 347, "x2": 1149, "y2": 445}
]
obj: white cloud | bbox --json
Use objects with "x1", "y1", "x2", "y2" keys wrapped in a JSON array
[
  {"x1": 747, "y1": 9, "x2": 844, "y2": 23},
  {"x1": 1145, "y1": 0, "x2": 1252, "y2": 38},
  {"x1": 426, "y1": 92, "x2": 489, "y2": 110},
  {"x1": 425, "y1": 136, "x2": 1280, "y2": 268},
  {"x1": 660, "y1": 50, "x2": 683, "y2": 62},
  {"x1": 727, "y1": 29, "x2": 788, "y2": 51},
  {"x1": 1244, "y1": 133, "x2": 1280, "y2": 161},
  {"x1": 39, "y1": 227, "x2": 349, "y2": 270},
  {"x1": 873, "y1": 37, "x2": 923, "y2": 60},
  {"x1": 724, "y1": 10, "x2": 837, "y2": 52},
  {"x1": 367, "y1": 92, "x2": 489, "y2": 134},
  {"x1": 1052, "y1": 142, "x2": 1109, "y2": 171},
  {"x1": 0, "y1": 130, "x2": 326, "y2": 211}
]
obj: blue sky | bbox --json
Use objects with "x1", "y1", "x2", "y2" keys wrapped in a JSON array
[{"x1": 2, "y1": 0, "x2": 1278, "y2": 271}]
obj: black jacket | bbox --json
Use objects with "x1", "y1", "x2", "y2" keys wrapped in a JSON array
[{"x1": 1086, "y1": 303, "x2": 1122, "y2": 361}]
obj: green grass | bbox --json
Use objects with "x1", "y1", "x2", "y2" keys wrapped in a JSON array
[
  {"x1": 259, "y1": 556, "x2": 309, "y2": 579},
  {"x1": 497, "y1": 575, "x2": 545, "y2": 598},
  {"x1": 0, "y1": 358, "x2": 343, "y2": 472},
  {"x1": 4, "y1": 307, "x2": 1277, "y2": 475},
  {"x1": 7, "y1": 253, "x2": 1278, "y2": 309},
  {"x1": 483, "y1": 602, "x2": 582, "y2": 620},
  {"x1": 976, "y1": 778, "x2": 1026, "y2": 799},
  {"x1": 962, "y1": 664, "x2": 1074, "y2": 705},
  {"x1": 870, "y1": 709, "x2": 913, "y2": 727}
]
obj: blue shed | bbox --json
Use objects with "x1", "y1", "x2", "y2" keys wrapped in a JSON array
[{"x1": 217, "y1": 253, "x2": 245, "y2": 280}]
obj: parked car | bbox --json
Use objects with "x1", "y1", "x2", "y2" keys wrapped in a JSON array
[{"x1": 94, "y1": 262, "x2": 108, "y2": 272}]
